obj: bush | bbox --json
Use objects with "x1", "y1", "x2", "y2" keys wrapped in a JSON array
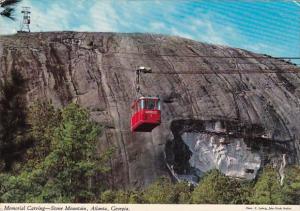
[
  {"x1": 249, "y1": 166, "x2": 284, "y2": 204},
  {"x1": 282, "y1": 166, "x2": 300, "y2": 204},
  {"x1": 100, "y1": 189, "x2": 144, "y2": 203},
  {"x1": 0, "y1": 103, "x2": 112, "y2": 203},
  {"x1": 143, "y1": 177, "x2": 191, "y2": 204},
  {"x1": 191, "y1": 169, "x2": 251, "y2": 204}
]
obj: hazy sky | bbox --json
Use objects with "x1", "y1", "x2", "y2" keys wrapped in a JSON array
[{"x1": 1, "y1": 0, "x2": 299, "y2": 59}]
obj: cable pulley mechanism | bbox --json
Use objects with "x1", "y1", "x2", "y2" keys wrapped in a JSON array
[{"x1": 135, "y1": 66, "x2": 152, "y2": 96}]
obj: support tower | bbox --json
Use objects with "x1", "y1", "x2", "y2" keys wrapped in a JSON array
[{"x1": 19, "y1": 7, "x2": 31, "y2": 32}]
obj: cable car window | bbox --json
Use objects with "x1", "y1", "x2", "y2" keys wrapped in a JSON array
[
  {"x1": 140, "y1": 99, "x2": 145, "y2": 110},
  {"x1": 145, "y1": 99, "x2": 156, "y2": 110},
  {"x1": 157, "y1": 100, "x2": 161, "y2": 110}
]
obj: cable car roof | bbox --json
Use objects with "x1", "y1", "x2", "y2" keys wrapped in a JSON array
[
  {"x1": 137, "y1": 96, "x2": 160, "y2": 100},
  {"x1": 132, "y1": 96, "x2": 160, "y2": 108}
]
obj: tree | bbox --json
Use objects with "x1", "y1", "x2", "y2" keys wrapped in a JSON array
[
  {"x1": 100, "y1": 189, "x2": 145, "y2": 204},
  {"x1": 0, "y1": 69, "x2": 31, "y2": 172},
  {"x1": 142, "y1": 177, "x2": 192, "y2": 204},
  {"x1": 36, "y1": 103, "x2": 112, "y2": 202},
  {"x1": 282, "y1": 166, "x2": 300, "y2": 204},
  {"x1": 249, "y1": 166, "x2": 284, "y2": 204},
  {"x1": 127, "y1": 190, "x2": 145, "y2": 204},
  {"x1": 142, "y1": 177, "x2": 176, "y2": 203},
  {"x1": 0, "y1": 0, "x2": 22, "y2": 20},
  {"x1": 0, "y1": 171, "x2": 42, "y2": 202},
  {"x1": 24, "y1": 101, "x2": 61, "y2": 169},
  {"x1": 173, "y1": 181, "x2": 192, "y2": 204},
  {"x1": 110, "y1": 191, "x2": 130, "y2": 204},
  {"x1": 191, "y1": 169, "x2": 251, "y2": 204},
  {"x1": 99, "y1": 179, "x2": 191, "y2": 204},
  {"x1": 100, "y1": 190, "x2": 118, "y2": 203},
  {"x1": 0, "y1": 103, "x2": 113, "y2": 203}
]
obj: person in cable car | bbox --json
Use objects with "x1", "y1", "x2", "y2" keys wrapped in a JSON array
[{"x1": 131, "y1": 96, "x2": 161, "y2": 132}]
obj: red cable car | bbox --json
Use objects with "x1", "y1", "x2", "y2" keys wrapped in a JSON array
[{"x1": 131, "y1": 96, "x2": 161, "y2": 132}]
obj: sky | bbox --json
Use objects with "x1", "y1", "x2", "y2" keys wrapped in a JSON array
[{"x1": 0, "y1": 0, "x2": 299, "y2": 60}]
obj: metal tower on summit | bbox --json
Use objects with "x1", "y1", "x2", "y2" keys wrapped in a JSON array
[{"x1": 19, "y1": 7, "x2": 31, "y2": 32}]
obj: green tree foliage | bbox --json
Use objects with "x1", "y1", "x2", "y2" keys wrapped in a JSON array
[
  {"x1": 35, "y1": 103, "x2": 110, "y2": 202},
  {"x1": 173, "y1": 181, "x2": 192, "y2": 204},
  {"x1": 100, "y1": 179, "x2": 191, "y2": 204},
  {"x1": 127, "y1": 190, "x2": 145, "y2": 203},
  {"x1": 143, "y1": 177, "x2": 191, "y2": 204},
  {"x1": 0, "y1": 103, "x2": 113, "y2": 203},
  {"x1": 0, "y1": 170, "x2": 43, "y2": 202},
  {"x1": 249, "y1": 166, "x2": 284, "y2": 204},
  {"x1": 100, "y1": 189, "x2": 144, "y2": 204},
  {"x1": 25, "y1": 101, "x2": 61, "y2": 168},
  {"x1": 0, "y1": 69, "x2": 31, "y2": 172},
  {"x1": 142, "y1": 177, "x2": 176, "y2": 203},
  {"x1": 100, "y1": 190, "x2": 117, "y2": 203},
  {"x1": 191, "y1": 169, "x2": 251, "y2": 204},
  {"x1": 282, "y1": 166, "x2": 300, "y2": 204}
]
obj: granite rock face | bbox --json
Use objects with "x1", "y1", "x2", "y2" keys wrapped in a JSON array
[{"x1": 0, "y1": 32, "x2": 300, "y2": 187}]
